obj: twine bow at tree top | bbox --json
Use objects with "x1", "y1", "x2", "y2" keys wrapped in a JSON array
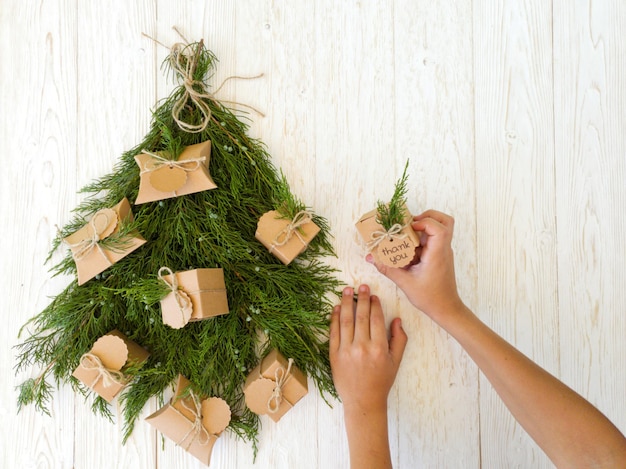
[
  {"x1": 177, "y1": 390, "x2": 212, "y2": 449},
  {"x1": 269, "y1": 211, "x2": 314, "y2": 253},
  {"x1": 267, "y1": 358, "x2": 294, "y2": 414},
  {"x1": 140, "y1": 150, "x2": 206, "y2": 175},
  {"x1": 166, "y1": 37, "x2": 265, "y2": 134},
  {"x1": 158, "y1": 267, "x2": 193, "y2": 320},
  {"x1": 79, "y1": 353, "x2": 126, "y2": 389},
  {"x1": 366, "y1": 223, "x2": 408, "y2": 251},
  {"x1": 170, "y1": 41, "x2": 214, "y2": 134},
  {"x1": 66, "y1": 211, "x2": 114, "y2": 262}
]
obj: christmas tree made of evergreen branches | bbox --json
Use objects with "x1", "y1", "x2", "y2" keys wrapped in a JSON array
[{"x1": 15, "y1": 39, "x2": 340, "y2": 453}]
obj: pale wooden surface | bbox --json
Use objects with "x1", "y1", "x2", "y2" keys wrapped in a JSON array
[{"x1": 1, "y1": 1, "x2": 625, "y2": 468}]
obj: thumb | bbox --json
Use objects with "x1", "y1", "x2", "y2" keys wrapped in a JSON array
[
  {"x1": 366, "y1": 254, "x2": 412, "y2": 290},
  {"x1": 389, "y1": 317, "x2": 408, "y2": 365}
]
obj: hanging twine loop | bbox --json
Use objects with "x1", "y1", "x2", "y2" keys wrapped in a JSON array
[
  {"x1": 79, "y1": 353, "x2": 126, "y2": 388},
  {"x1": 177, "y1": 390, "x2": 211, "y2": 449},
  {"x1": 267, "y1": 358, "x2": 294, "y2": 413},
  {"x1": 158, "y1": 267, "x2": 193, "y2": 321},
  {"x1": 269, "y1": 211, "x2": 314, "y2": 253},
  {"x1": 65, "y1": 211, "x2": 113, "y2": 262},
  {"x1": 139, "y1": 150, "x2": 206, "y2": 175},
  {"x1": 366, "y1": 223, "x2": 408, "y2": 251}
]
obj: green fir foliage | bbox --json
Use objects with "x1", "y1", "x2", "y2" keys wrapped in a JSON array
[
  {"x1": 15, "y1": 41, "x2": 341, "y2": 450},
  {"x1": 376, "y1": 160, "x2": 410, "y2": 230}
]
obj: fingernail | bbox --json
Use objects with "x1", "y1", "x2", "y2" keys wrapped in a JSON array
[
  {"x1": 343, "y1": 287, "x2": 353, "y2": 297},
  {"x1": 365, "y1": 254, "x2": 374, "y2": 264},
  {"x1": 359, "y1": 284, "x2": 368, "y2": 293}
]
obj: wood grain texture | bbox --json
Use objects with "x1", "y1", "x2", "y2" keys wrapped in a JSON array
[
  {"x1": 1, "y1": 0, "x2": 625, "y2": 468},
  {"x1": 553, "y1": 0, "x2": 626, "y2": 436},
  {"x1": 474, "y1": 0, "x2": 557, "y2": 467}
]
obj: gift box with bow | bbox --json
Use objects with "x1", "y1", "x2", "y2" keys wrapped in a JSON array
[
  {"x1": 63, "y1": 198, "x2": 146, "y2": 285},
  {"x1": 134, "y1": 140, "x2": 216, "y2": 204},
  {"x1": 244, "y1": 349, "x2": 308, "y2": 422},
  {"x1": 157, "y1": 267, "x2": 229, "y2": 329},
  {"x1": 146, "y1": 375, "x2": 231, "y2": 466},
  {"x1": 72, "y1": 329, "x2": 150, "y2": 402},
  {"x1": 255, "y1": 210, "x2": 320, "y2": 265},
  {"x1": 355, "y1": 203, "x2": 420, "y2": 268}
]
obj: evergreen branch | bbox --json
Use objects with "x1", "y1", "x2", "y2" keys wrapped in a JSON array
[{"x1": 376, "y1": 160, "x2": 410, "y2": 230}]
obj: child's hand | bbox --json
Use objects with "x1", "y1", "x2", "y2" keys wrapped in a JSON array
[
  {"x1": 330, "y1": 284, "x2": 407, "y2": 413},
  {"x1": 367, "y1": 210, "x2": 465, "y2": 324}
]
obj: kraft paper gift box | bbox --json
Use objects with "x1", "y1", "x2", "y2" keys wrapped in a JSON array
[
  {"x1": 146, "y1": 375, "x2": 231, "y2": 466},
  {"x1": 243, "y1": 349, "x2": 308, "y2": 422},
  {"x1": 255, "y1": 210, "x2": 320, "y2": 265},
  {"x1": 134, "y1": 140, "x2": 216, "y2": 204},
  {"x1": 158, "y1": 267, "x2": 229, "y2": 329},
  {"x1": 63, "y1": 197, "x2": 146, "y2": 285},
  {"x1": 72, "y1": 329, "x2": 150, "y2": 403},
  {"x1": 355, "y1": 203, "x2": 420, "y2": 268}
]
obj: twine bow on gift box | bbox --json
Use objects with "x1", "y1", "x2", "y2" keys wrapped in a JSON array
[
  {"x1": 79, "y1": 353, "x2": 126, "y2": 389},
  {"x1": 175, "y1": 391, "x2": 212, "y2": 450},
  {"x1": 269, "y1": 211, "x2": 314, "y2": 254},
  {"x1": 65, "y1": 211, "x2": 114, "y2": 262},
  {"x1": 267, "y1": 358, "x2": 294, "y2": 414},
  {"x1": 158, "y1": 267, "x2": 193, "y2": 324},
  {"x1": 139, "y1": 150, "x2": 207, "y2": 176},
  {"x1": 366, "y1": 223, "x2": 408, "y2": 251}
]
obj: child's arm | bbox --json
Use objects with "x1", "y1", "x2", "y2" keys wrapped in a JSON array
[
  {"x1": 371, "y1": 210, "x2": 626, "y2": 469},
  {"x1": 329, "y1": 284, "x2": 407, "y2": 469}
]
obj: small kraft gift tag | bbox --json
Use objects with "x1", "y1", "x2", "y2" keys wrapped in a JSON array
[
  {"x1": 355, "y1": 203, "x2": 420, "y2": 268},
  {"x1": 243, "y1": 349, "x2": 308, "y2": 422},
  {"x1": 134, "y1": 140, "x2": 216, "y2": 204},
  {"x1": 63, "y1": 198, "x2": 146, "y2": 285},
  {"x1": 72, "y1": 329, "x2": 150, "y2": 403},
  {"x1": 255, "y1": 210, "x2": 320, "y2": 265},
  {"x1": 146, "y1": 375, "x2": 231, "y2": 466},
  {"x1": 158, "y1": 267, "x2": 229, "y2": 329}
]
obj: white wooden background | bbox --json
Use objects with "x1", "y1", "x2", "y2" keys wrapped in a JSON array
[{"x1": 1, "y1": 1, "x2": 625, "y2": 468}]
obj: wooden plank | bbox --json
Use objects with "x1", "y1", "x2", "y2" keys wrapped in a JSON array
[
  {"x1": 393, "y1": 1, "x2": 479, "y2": 467},
  {"x1": 1, "y1": 0, "x2": 78, "y2": 467},
  {"x1": 310, "y1": 1, "x2": 397, "y2": 466},
  {"x1": 71, "y1": 2, "x2": 157, "y2": 468},
  {"x1": 553, "y1": 0, "x2": 626, "y2": 436},
  {"x1": 474, "y1": 0, "x2": 557, "y2": 467}
]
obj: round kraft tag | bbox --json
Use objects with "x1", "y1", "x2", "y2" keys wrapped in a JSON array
[
  {"x1": 377, "y1": 236, "x2": 416, "y2": 268},
  {"x1": 150, "y1": 165, "x2": 188, "y2": 193}
]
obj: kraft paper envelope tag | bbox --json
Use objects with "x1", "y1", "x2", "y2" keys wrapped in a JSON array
[
  {"x1": 85, "y1": 208, "x2": 118, "y2": 240},
  {"x1": 134, "y1": 140, "x2": 217, "y2": 204},
  {"x1": 243, "y1": 378, "x2": 277, "y2": 415},
  {"x1": 149, "y1": 165, "x2": 188, "y2": 192},
  {"x1": 376, "y1": 235, "x2": 417, "y2": 268},
  {"x1": 161, "y1": 289, "x2": 193, "y2": 329},
  {"x1": 201, "y1": 397, "x2": 231, "y2": 434},
  {"x1": 90, "y1": 334, "x2": 128, "y2": 370}
]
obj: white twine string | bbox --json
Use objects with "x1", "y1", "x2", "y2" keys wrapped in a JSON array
[
  {"x1": 366, "y1": 223, "x2": 408, "y2": 251},
  {"x1": 79, "y1": 353, "x2": 126, "y2": 389},
  {"x1": 158, "y1": 267, "x2": 193, "y2": 325},
  {"x1": 139, "y1": 150, "x2": 206, "y2": 175},
  {"x1": 269, "y1": 211, "x2": 314, "y2": 254},
  {"x1": 65, "y1": 211, "x2": 114, "y2": 262},
  {"x1": 175, "y1": 390, "x2": 211, "y2": 450},
  {"x1": 266, "y1": 358, "x2": 294, "y2": 414}
]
